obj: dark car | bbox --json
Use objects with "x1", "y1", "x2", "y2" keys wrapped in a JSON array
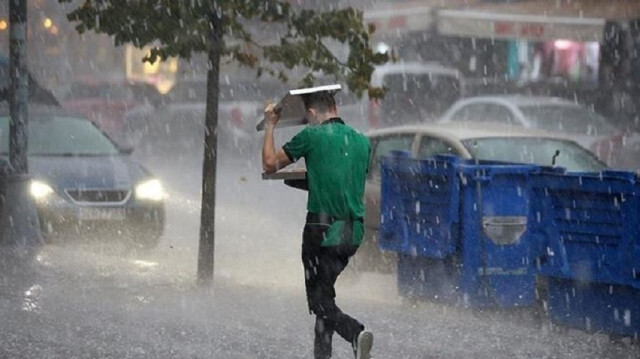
[{"x1": 0, "y1": 105, "x2": 165, "y2": 247}]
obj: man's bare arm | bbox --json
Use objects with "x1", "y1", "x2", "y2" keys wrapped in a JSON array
[{"x1": 262, "y1": 104, "x2": 292, "y2": 174}]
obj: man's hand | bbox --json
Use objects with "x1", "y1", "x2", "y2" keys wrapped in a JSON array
[
  {"x1": 264, "y1": 103, "x2": 281, "y2": 127},
  {"x1": 262, "y1": 102, "x2": 292, "y2": 174}
]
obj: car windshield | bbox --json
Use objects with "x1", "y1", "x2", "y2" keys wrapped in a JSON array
[
  {"x1": 461, "y1": 137, "x2": 607, "y2": 172},
  {"x1": 0, "y1": 115, "x2": 121, "y2": 156},
  {"x1": 519, "y1": 105, "x2": 619, "y2": 136}
]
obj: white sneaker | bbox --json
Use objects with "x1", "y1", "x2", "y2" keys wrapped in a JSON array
[{"x1": 355, "y1": 330, "x2": 374, "y2": 359}]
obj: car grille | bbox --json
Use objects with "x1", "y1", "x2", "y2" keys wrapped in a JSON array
[{"x1": 65, "y1": 189, "x2": 131, "y2": 204}]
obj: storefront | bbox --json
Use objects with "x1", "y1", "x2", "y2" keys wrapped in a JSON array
[{"x1": 435, "y1": 0, "x2": 640, "y2": 84}]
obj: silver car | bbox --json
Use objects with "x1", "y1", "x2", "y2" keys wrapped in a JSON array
[{"x1": 437, "y1": 95, "x2": 626, "y2": 166}]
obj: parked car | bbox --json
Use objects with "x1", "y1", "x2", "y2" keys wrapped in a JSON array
[
  {"x1": 357, "y1": 122, "x2": 607, "y2": 272},
  {"x1": 60, "y1": 80, "x2": 161, "y2": 146},
  {"x1": 437, "y1": 95, "x2": 627, "y2": 166},
  {"x1": 135, "y1": 78, "x2": 286, "y2": 158},
  {"x1": 0, "y1": 105, "x2": 166, "y2": 248}
]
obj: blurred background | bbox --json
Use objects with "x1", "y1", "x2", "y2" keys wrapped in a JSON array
[{"x1": 0, "y1": 1, "x2": 638, "y2": 165}]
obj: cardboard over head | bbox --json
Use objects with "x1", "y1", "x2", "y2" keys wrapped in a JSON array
[{"x1": 256, "y1": 84, "x2": 342, "y2": 131}]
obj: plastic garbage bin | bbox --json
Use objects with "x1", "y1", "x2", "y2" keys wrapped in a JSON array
[
  {"x1": 381, "y1": 154, "x2": 539, "y2": 308},
  {"x1": 529, "y1": 168, "x2": 640, "y2": 337}
]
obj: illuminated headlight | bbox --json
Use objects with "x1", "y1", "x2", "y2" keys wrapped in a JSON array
[
  {"x1": 30, "y1": 181, "x2": 54, "y2": 200},
  {"x1": 135, "y1": 179, "x2": 165, "y2": 201}
]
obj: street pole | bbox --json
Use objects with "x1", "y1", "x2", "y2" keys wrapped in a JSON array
[
  {"x1": 196, "y1": 7, "x2": 222, "y2": 286},
  {"x1": 2, "y1": 0, "x2": 43, "y2": 253}
]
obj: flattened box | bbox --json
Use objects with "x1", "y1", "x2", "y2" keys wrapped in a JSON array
[{"x1": 255, "y1": 84, "x2": 341, "y2": 131}]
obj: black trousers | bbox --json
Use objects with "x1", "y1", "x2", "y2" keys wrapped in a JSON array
[{"x1": 302, "y1": 214, "x2": 364, "y2": 359}]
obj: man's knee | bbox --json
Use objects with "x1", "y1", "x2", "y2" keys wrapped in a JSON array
[
  {"x1": 310, "y1": 299, "x2": 341, "y2": 321},
  {"x1": 310, "y1": 301, "x2": 328, "y2": 317}
]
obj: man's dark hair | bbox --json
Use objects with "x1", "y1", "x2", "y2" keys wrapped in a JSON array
[{"x1": 302, "y1": 91, "x2": 336, "y2": 113}]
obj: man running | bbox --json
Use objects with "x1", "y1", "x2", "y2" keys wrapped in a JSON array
[{"x1": 262, "y1": 90, "x2": 374, "y2": 359}]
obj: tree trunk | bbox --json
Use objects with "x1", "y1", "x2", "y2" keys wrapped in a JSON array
[
  {"x1": 3, "y1": 0, "x2": 43, "y2": 252},
  {"x1": 197, "y1": 9, "x2": 222, "y2": 286},
  {"x1": 9, "y1": 0, "x2": 28, "y2": 174}
]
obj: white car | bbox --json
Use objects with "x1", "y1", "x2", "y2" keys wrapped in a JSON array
[
  {"x1": 437, "y1": 95, "x2": 626, "y2": 165},
  {"x1": 356, "y1": 122, "x2": 607, "y2": 273}
]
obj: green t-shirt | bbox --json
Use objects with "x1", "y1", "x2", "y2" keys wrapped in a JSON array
[{"x1": 283, "y1": 118, "x2": 370, "y2": 247}]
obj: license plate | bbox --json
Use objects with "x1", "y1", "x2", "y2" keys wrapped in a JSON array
[{"x1": 78, "y1": 208, "x2": 126, "y2": 221}]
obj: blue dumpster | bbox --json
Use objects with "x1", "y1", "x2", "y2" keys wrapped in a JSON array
[
  {"x1": 529, "y1": 168, "x2": 640, "y2": 337},
  {"x1": 381, "y1": 154, "x2": 540, "y2": 308}
]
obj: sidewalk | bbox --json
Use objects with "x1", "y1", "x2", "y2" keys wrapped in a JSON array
[{"x1": 2, "y1": 244, "x2": 639, "y2": 359}]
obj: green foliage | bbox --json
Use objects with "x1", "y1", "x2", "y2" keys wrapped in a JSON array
[{"x1": 57, "y1": 0, "x2": 387, "y2": 98}]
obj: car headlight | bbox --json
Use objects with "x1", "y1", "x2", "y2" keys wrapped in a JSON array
[
  {"x1": 30, "y1": 181, "x2": 54, "y2": 200},
  {"x1": 135, "y1": 179, "x2": 165, "y2": 201}
]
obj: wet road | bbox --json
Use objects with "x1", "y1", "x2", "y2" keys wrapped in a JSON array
[{"x1": 1, "y1": 148, "x2": 639, "y2": 358}]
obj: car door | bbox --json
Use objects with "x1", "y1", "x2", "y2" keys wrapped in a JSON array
[{"x1": 364, "y1": 133, "x2": 417, "y2": 239}]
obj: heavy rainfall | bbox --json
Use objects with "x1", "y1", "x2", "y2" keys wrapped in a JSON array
[{"x1": 1, "y1": 0, "x2": 640, "y2": 358}]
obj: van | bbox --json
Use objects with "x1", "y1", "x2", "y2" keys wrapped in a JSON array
[{"x1": 367, "y1": 61, "x2": 463, "y2": 129}]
